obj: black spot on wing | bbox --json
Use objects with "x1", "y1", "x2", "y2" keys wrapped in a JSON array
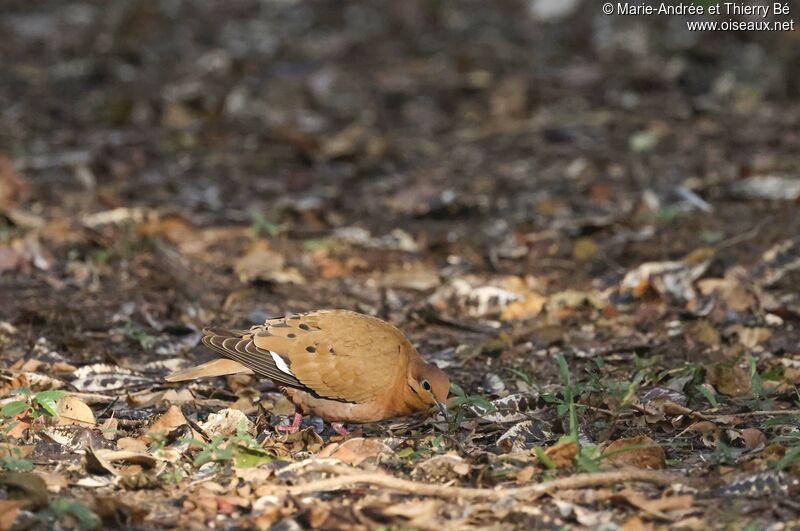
[{"x1": 201, "y1": 330, "x2": 355, "y2": 403}]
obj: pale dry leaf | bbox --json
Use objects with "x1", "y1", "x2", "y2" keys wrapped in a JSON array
[
  {"x1": 412, "y1": 453, "x2": 471, "y2": 480},
  {"x1": 318, "y1": 437, "x2": 393, "y2": 466},
  {"x1": 198, "y1": 408, "x2": 255, "y2": 438},
  {"x1": 234, "y1": 241, "x2": 304, "y2": 284},
  {"x1": 56, "y1": 395, "x2": 96, "y2": 427},
  {"x1": 602, "y1": 436, "x2": 665, "y2": 469}
]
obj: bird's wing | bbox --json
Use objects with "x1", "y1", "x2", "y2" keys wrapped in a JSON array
[{"x1": 205, "y1": 310, "x2": 410, "y2": 403}]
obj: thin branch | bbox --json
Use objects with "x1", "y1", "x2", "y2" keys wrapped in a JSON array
[
  {"x1": 267, "y1": 466, "x2": 692, "y2": 501},
  {"x1": 702, "y1": 409, "x2": 800, "y2": 419}
]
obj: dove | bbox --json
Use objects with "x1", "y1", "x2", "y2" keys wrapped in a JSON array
[{"x1": 165, "y1": 310, "x2": 450, "y2": 434}]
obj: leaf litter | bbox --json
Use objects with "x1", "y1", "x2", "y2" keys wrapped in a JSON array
[{"x1": 1, "y1": 1, "x2": 800, "y2": 529}]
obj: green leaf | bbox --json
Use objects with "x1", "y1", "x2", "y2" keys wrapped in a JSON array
[
  {"x1": 696, "y1": 384, "x2": 719, "y2": 408},
  {"x1": 467, "y1": 395, "x2": 496, "y2": 412},
  {"x1": 49, "y1": 498, "x2": 100, "y2": 530},
  {"x1": 576, "y1": 452, "x2": 602, "y2": 473},
  {"x1": 1, "y1": 401, "x2": 30, "y2": 418},
  {"x1": 35, "y1": 390, "x2": 66, "y2": 417},
  {"x1": 233, "y1": 446, "x2": 276, "y2": 468},
  {"x1": 449, "y1": 382, "x2": 466, "y2": 398},
  {"x1": 0, "y1": 456, "x2": 34, "y2": 472}
]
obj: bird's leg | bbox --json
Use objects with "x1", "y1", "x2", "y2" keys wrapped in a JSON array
[
  {"x1": 277, "y1": 411, "x2": 303, "y2": 433},
  {"x1": 331, "y1": 423, "x2": 349, "y2": 437}
]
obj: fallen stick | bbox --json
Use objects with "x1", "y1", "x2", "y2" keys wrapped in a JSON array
[{"x1": 269, "y1": 466, "x2": 691, "y2": 501}]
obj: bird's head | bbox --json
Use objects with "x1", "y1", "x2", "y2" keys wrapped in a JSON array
[{"x1": 407, "y1": 359, "x2": 450, "y2": 418}]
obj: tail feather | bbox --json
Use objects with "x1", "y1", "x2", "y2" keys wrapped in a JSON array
[{"x1": 165, "y1": 358, "x2": 253, "y2": 382}]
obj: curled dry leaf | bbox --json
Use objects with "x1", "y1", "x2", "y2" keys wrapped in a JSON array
[
  {"x1": 602, "y1": 436, "x2": 666, "y2": 469},
  {"x1": 741, "y1": 428, "x2": 767, "y2": 450},
  {"x1": 705, "y1": 363, "x2": 752, "y2": 397},
  {"x1": 145, "y1": 405, "x2": 189, "y2": 442},
  {"x1": 318, "y1": 437, "x2": 394, "y2": 465},
  {"x1": 429, "y1": 275, "x2": 541, "y2": 319},
  {"x1": 368, "y1": 499, "x2": 443, "y2": 529},
  {"x1": 234, "y1": 240, "x2": 305, "y2": 284},
  {"x1": 0, "y1": 443, "x2": 33, "y2": 459},
  {"x1": 736, "y1": 327, "x2": 772, "y2": 349},
  {"x1": 0, "y1": 472, "x2": 49, "y2": 510},
  {"x1": 0, "y1": 500, "x2": 24, "y2": 530},
  {"x1": 612, "y1": 489, "x2": 694, "y2": 519},
  {"x1": 198, "y1": 408, "x2": 255, "y2": 438},
  {"x1": 544, "y1": 439, "x2": 578, "y2": 469},
  {"x1": 500, "y1": 292, "x2": 546, "y2": 321},
  {"x1": 620, "y1": 249, "x2": 712, "y2": 304},
  {"x1": 56, "y1": 395, "x2": 96, "y2": 427},
  {"x1": 86, "y1": 447, "x2": 161, "y2": 477},
  {"x1": 412, "y1": 453, "x2": 471, "y2": 480},
  {"x1": 697, "y1": 273, "x2": 756, "y2": 313}
]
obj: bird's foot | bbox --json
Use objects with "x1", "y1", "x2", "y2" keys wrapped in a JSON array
[
  {"x1": 277, "y1": 411, "x2": 303, "y2": 434},
  {"x1": 331, "y1": 423, "x2": 349, "y2": 437}
]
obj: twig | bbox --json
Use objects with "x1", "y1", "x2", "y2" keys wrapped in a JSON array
[
  {"x1": 702, "y1": 409, "x2": 800, "y2": 419},
  {"x1": 268, "y1": 466, "x2": 691, "y2": 500}
]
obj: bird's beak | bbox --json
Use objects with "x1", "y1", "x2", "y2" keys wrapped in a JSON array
[{"x1": 436, "y1": 400, "x2": 448, "y2": 420}]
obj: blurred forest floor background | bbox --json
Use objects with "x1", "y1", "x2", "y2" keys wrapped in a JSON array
[{"x1": 1, "y1": 0, "x2": 800, "y2": 529}]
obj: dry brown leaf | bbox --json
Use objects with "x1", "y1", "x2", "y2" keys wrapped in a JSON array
[
  {"x1": 0, "y1": 500, "x2": 23, "y2": 531},
  {"x1": 688, "y1": 320, "x2": 720, "y2": 347},
  {"x1": 234, "y1": 241, "x2": 305, "y2": 284},
  {"x1": 412, "y1": 453, "x2": 471, "y2": 480},
  {"x1": 0, "y1": 472, "x2": 49, "y2": 509},
  {"x1": 621, "y1": 515, "x2": 648, "y2": 531},
  {"x1": 741, "y1": 428, "x2": 767, "y2": 450},
  {"x1": 377, "y1": 499, "x2": 443, "y2": 528},
  {"x1": 318, "y1": 437, "x2": 393, "y2": 465},
  {"x1": 56, "y1": 396, "x2": 96, "y2": 427},
  {"x1": 138, "y1": 215, "x2": 200, "y2": 251},
  {"x1": 35, "y1": 471, "x2": 68, "y2": 493},
  {"x1": 3, "y1": 420, "x2": 29, "y2": 439},
  {"x1": 86, "y1": 448, "x2": 160, "y2": 477},
  {"x1": 683, "y1": 421, "x2": 718, "y2": 434},
  {"x1": 602, "y1": 436, "x2": 665, "y2": 469},
  {"x1": 0, "y1": 155, "x2": 28, "y2": 209},
  {"x1": 145, "y1": 405, "x2": 189, "y2": 441},
  {"x1": 100, "y1": 418, "x2": 118, "y2": 441},
  {"x1": 0, "y1": 443, "x2": 32, "y2": 459},
  {"x1": 379, "y1": 268, "x2": 441, "y2": 291},
  {"x1": 706, "y1": 364, "x2": 752, "y2": 397},
  {"x1": 544, "y1": 439, "x2": 578, "y2": 468},
  {"x1": 500, "y1": 293, "x2": 546, "y2": 321},
  {"x1": 697, "y1": 275, "x2": 756, "y2": 312},
  {"x1": 736, "y1": 327, "x2": 772, "y2": 349},
  {"x1": 614, "y1": 489, "x2": 695, "y2": 518}
]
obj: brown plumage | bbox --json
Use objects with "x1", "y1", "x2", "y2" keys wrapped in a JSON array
[{"x1": 165, "y1": 310, "x2": 450, "y2": 424}]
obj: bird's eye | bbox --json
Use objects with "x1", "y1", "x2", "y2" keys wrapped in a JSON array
[{"x1": 421, "y1": 379, "x2": 431, "y2": 391}]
